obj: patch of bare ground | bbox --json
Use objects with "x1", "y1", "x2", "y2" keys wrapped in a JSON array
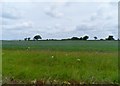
[{"x1": 2, "y1": 77, "x2": 119, "y2": 86}]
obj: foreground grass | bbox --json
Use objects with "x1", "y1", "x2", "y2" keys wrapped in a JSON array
[
  {"x1": 2, "y1": 41, "x2": 118, "y2": 84},
  {"x1": 2, "y1": 50, "x2": 118, "y2": 83}
]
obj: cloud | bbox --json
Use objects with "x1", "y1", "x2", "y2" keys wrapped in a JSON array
[
  {"x1": 73, "y1": 2, "x2": 118, "y2": 39},
  {"x1": 2, "y1": 20, "x2": 34, "y2": 40},
  {"x1": 1, "y1": 1, "x2": 118, "y2": 40},
  {"x1": 44, "y1": 4, "x2": 64, "y2": 18},
  {"x1": 89, "y1": 2, "x2": 117, "y2": 22},
  {"x1": 109, "y1": 2, "x2": 118, "y2": 7},
  {"x1": 2, "y1": 0, "x2": 31, "y2": 2},
  {"x1": 81, "y1": 2, "x2": 118, "y2": 33},
  {"x1": 3, "y1": 0, "x2": 118, "y2": 3},
  {"x1": 45, "y1": 10, "x2": 64, "y2": 18},
  {"x1": 2, "y1": 7, "x2": 21, "y2": 19},
  {"x1": 3, "y1": 21, "x2": 33, "y2": 30},
  {"x1": 75, "y1": 24, "x2": 96, "y2": 32}
]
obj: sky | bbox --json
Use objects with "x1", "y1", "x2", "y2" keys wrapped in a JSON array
[{"x1": 0, "y1": 0, "x2": 118, "y2": 40}]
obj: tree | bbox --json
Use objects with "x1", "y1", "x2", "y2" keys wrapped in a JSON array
[
  {"x1": 24, "y1": 38, "x2": 27, "y2": 41},
  {"x1": 106, "y1": 35, "x2": 115, "y2": 40},
  {"x1": 71, "y1": 37, "x2": 79, "y2": 40},
  {"x1": 82, "y1": 36, "x2": 89, "y2": 40},
  {"x1": 28, "y1": 37, "x2": 30, "y2": 41},
  {"x1": 94, "y1": 37, "x2": 97, "y2": 40},
  {"x1": 79, "y1": 37, "x2": 83, "y2": 40},
  {"x1": 100, "y1": 39, "x2": 104, "y2": 40},
  {"x1": 33, "y1": 35, "x2": 42, "y2": 40}
]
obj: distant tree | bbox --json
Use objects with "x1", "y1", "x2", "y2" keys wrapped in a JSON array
[
  {"x1": 100, "y1": 39, "x2": 104, "y2": 40},
  {"x1": 33, "y1": 35, "x2": 42, "y2": 40},
  {"x1": 71, "y1": 37, "x2": 79, "y2": 40},
  {"x1": 82, "y1": 36, "x2": 89, "y2": 40},
  {"x1": 24, "y1": 38, "x2": 27, "y2": 41},
  {"x1": 28, "y1": 37, "x2": 30, "y2": 41},
  {"x1": 79, "y1": 37, "x2": 83, "y2": 40},
  {"x1": 94, "y1": 37, "x2": 97, "y2": 40},
  {"x1": 106, "y1": 35, "x2": 115, "y2": 40}
]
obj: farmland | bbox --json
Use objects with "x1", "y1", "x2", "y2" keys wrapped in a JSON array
[{"x1": 2, "y1": 40, "x2": 118, "y2": 84}]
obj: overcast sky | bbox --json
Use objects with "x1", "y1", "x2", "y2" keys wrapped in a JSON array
[{"x1": 1, "y1": 0, "x2": 118, "y2": 40}]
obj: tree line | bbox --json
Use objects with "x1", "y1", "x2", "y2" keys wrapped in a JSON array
[
  {"x1": 24, "y1": 35, "x2": 118, "y2": 41},
  {"x1": 24, "y1": 35, "x2": 42, "y2": 41}
]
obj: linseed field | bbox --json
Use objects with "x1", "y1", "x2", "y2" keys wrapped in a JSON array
[{"x1": 2, "y1": 40, "x2": 118, "y2": 84}]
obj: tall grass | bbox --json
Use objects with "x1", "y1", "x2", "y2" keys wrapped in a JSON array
[
  {"x1": 2, "y1": 41, "x2": 118, "y2": 83},
  {"x1": 2, "y1": 50, "x2": 118, "y2": 83}
]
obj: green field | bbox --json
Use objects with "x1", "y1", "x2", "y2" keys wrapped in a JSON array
[{"x1": 2, "y1": 40, "x2": 118, "y2": 84}]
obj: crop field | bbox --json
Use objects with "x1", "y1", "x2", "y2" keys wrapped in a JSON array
[{"x1": 2, "y1": 40, "x2": 118, "y2": 84}]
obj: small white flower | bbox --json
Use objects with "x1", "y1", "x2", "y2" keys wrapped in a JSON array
[
  {"x1": 28, "y1": 47, "x2": 30, "y2": 49},
  {"x1": 77, "y1": 59, "x2": 81, "y2": 61},
  {"x1": 27, "y1": 47, "x2": 30, "y2": 50},
  {"x1": 51, "y1": 56, "x2": 54, "y2": 58}
]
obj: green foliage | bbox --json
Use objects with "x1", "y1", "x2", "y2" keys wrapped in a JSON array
[{"x1": 33, "y1": 35, "x2": 42, "y2": 40}]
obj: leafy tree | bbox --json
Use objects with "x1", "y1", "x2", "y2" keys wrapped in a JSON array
[
  {"x1": 33, "y1": 35, "x2": 42, "y2": 40},
  {"x1": 79, "y1": 37, "x2": 83, "y2": 40},
  {"x1": 82, "y1": 36, "x2": 89, "y2": 40},
  {"x1": 24, "y1": 38, "x2": 27, "y2": 41},
  {"x1": 106, "y1": 35, "x2": 115, "y2": 40},
  {"x1": 28, "y1": 37, "x2": 30, "y2": 41},
  {"x1": 71, "y1": 37, "x2": 79, "y2": 40},
  {"x1": 94, "y1": 37, "x2": 97, "y2": 40},
  {"x1": 100, "y1": 39, "x2": 104, "y2": 40}
]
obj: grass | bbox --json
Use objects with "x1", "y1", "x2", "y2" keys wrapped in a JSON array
[
  {"x1": 0, "y1": 41, "x2": 2, "y2": 85},
  {"x1": 2, "y1": 40, "x2": 118, "y2": 84}
]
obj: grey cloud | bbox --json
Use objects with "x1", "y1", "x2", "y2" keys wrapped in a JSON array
[
  {"x1": 42, "y1": 1, "x2": 71, "y2": 19},
  {"x1": 44, "y1": 5, "x2": 64, "y2": 18},
  {"x1": 45, "y1": 11, "x2": 56, "y2": 18},
  {"x1": 63, "y1": 1, "x2": 72, "y2": 7},
  {"x1": 3, "y1": 21, "x2": 33, "y2": 30},
  {"x1": 45, "y1": 10, "x2": 64, "y2": 18},
  {"x1": 73, "y1": 22, "x2": 118, "y2": 39},
  {"x1": 90, "y1": 2, "x2": 117, "y2": 22},
  {"x1": 2, "y1": 18, "x2": 16, "y2": 25},
  {"x1": 2, "y1": 8, "x2": 21, "y2": 19},
  {"x1": 109, "y1": 2, "x2": 118, "y2": 7},
  {"x1": 2, "y1": 12, "x2": 18, "y2": 19},
  {"x1": 75, "y1": 24, "x2": 96, "y2": 32},
  {"x1": 2, "y1": 2, "x2": 118, "y2": 40},
  {"x1": 89, "y1": 9, "x2": 104, "y2": 21}
]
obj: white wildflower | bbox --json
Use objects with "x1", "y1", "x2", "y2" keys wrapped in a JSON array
[
  {"x1": 51, "y1": 56, "x2": 54, "y2": 58},
  {"x1": 27, "y1": 47, "x2": 30, "y2": 50},
  {"x1": 77, "y1": 59, "x2": 81, "y2": 61},
  {"x1": 28, "y1": 47, "x2": 30, "y2": 49}
]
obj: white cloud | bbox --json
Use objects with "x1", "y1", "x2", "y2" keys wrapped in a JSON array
[
  {"x1": 75, "y1": 2, "x2": 118, "y2": 37},
  {"x1": 2, "y1": 1, "x2": 118, "y2": 40}
]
